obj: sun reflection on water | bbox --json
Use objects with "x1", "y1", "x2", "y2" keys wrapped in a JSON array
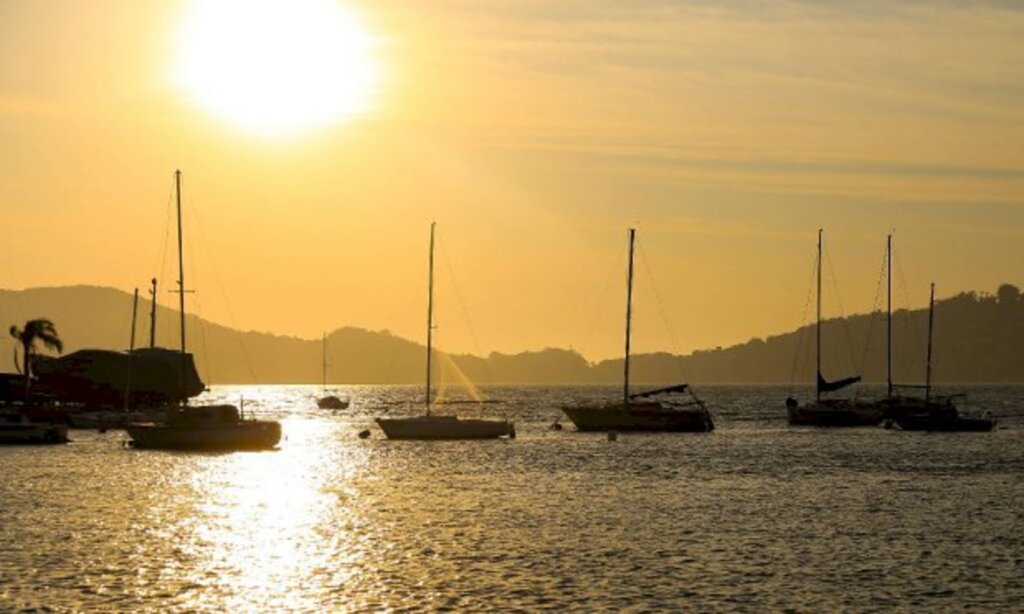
[{"x1": 169, "y1": 415, "x2": 372, "y2": 610}]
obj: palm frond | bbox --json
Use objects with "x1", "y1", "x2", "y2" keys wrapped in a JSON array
[{"x1": 35, "y1": 331, "x2": 63, "y2": 354}]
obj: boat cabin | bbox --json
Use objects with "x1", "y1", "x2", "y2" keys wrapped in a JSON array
[{"x1": 165, "y1": 404, "x2": 242, "y2": 426}]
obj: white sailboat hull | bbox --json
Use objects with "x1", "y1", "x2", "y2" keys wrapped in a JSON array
[{"x1": 376, "y1": 415, "x2": 515, "y2": 440}]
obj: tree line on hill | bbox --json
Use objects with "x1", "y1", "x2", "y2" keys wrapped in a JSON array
[{"x1": 0, "y1": 284, "x2": 1020, "y2": 385}]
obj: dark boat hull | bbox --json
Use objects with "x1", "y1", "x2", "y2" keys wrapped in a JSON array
[
  {"x1": 126, "y1": 421, "x2": 281, "y2": 450},
  {"x1": 0, "y1": 420, "x2": 69, "y2": 445},
  {"x1": 376, "y1": 416, "x2": 515, "y2": 440},
  {"x1": 892, "y1": 414, "x2": 995, "y2": 432},
  {"x1": 563, "y1": 402, "x2": 714, "y2": 433},
  {"x1": 883, "y1": 399, "x2": 996, "y2": 432},
  {"x1": 787, "y1": 400, "x2": 883, "y2": 427},
  {"x1": 317, "y1": 395, "x2": 349, "y2": 410}
]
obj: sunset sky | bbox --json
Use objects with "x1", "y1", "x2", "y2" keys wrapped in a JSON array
[{"x1": 2, "y1": 0, "x2": 1022, "y2": 361}]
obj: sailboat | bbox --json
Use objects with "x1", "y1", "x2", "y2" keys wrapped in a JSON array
[
  {"x1": 883, "y1": 284, "x2": 996, "y2": 432},
  {"x1": 562, "y1": 228, "x2": 714, "y2": 433},
  {"x1": 316, "y1": 333, "x2": 349, "y2": 410},
  {"x1": 785, "y1": 230, "x2": 883, "y2": 427},
  {"x1": 375, "y1": 223, "x2": 515, "y2": 440},
  {"x1": 126, "y1": 170, "x2": 282, "y2": 451}
]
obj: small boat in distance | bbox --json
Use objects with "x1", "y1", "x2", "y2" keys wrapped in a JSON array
[
  {"x1": 883, "y1": 284, "x2": 996, "y2": 432},
  {"x1": 562, "y1": 228, "x2": 714, "y2": 433},
  {"x1": 126, "y1": 170, "x2": 282, "y2": 451},
  {"x1": 316, "y1": 333, "x2": 349, "y2": 410},
  {"x1": 786, "y1": 230, "x2": 883, "y2": 427},
  {"x1": 376, "y1": 223, "x2": 515, "y2": 440}
]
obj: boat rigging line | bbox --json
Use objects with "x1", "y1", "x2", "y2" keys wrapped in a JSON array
[
  {"x1": 858, "y1": 238, "x2": 890, "y2": 384},
  {"x1": 788, "y1": 243, "x2": 820, "y2": 393},
  {"x1": 823, "y1": 239, "x2": 864, "y2": 385},
  {"x1": 186, "y1": 185, "x2": 259, "y2": 384}
]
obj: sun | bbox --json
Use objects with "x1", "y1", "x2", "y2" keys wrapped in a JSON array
[{"x1": 172, "y1": 0, "x2": 380, "y2": 138}]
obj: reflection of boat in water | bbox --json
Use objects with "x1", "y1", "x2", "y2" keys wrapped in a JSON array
[
  {"x1": 786, "y1": 230, "x2": 882, "y2": 427},
  {"x1": 126, "y1": 404, "x2": 280, "y2": 450},
  {"x1": 316, "y1": 333, "x2": 349, "y2": 410},
  {"x1": 883, "y1": 284, "x2": 996, "y2": 432},
  {"x1": 376, "y1": 223, "x2": 514, "y2": 440},
  {"x1": 125, "y1": 170, "x2": 282, "y2": 450},
  {"x1": 562, "y1": 229, "x2": 714, "y2": 433},
  {"x1": 0, "y1": 412, "x2": 69, "y2": 445}
]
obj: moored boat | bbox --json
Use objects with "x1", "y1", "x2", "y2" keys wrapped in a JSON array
[
  {"x1": 126, "y1": 170, "x2": 282, "y2": 450},
  {"x1": 564, "y1": 396, "x2": 713, "y2": 433},
  {"x1": 377, "y1": 415, "x2": 514, "y2": 440},
  {"x1": 786, "y1": 230, "x2": 881, "y2": 427},
  {"x1": 316, "y1": 333, "x2": 350, "y2": 410},
  {"x1": 126, "y1": 404, "x2": 281, "y2": 450},
  {"x1": 884, "y1": 396, "x2": 995, "y2": 432},
  {"x1": 0, "y1": 412, "x2": 69, "y2": 445},
  {"x1": 375, "y1": 223, "x2": 514, "y2": 440},
  {"x1": 786, "y1": 397, "x2": 883, "y2": 427},
  {"x1": 562, "y1": 229, "x2": 714, "y2": 433},
  {"x1": 882, "y1": 284, "x2": 996, "y2": 432}
]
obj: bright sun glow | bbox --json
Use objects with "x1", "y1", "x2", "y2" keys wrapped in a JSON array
[{"x1": 173, "y1": 0, "x2": 380, "y2": 138}]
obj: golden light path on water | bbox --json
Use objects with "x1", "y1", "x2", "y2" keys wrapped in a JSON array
[{"x1": 158, "y1": 409, "x2": 380, "y2": 610}]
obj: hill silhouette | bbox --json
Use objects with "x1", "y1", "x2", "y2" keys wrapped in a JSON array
[{"x1": 0, "y1": 284, "x2": 1020, "y2": 384}]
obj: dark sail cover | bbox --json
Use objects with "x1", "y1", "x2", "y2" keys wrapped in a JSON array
[
  {"x1": 630, "y1": 384, "x2": 690, "y2": 399},
  {"x1": 32, "y1": 348, "x2": 205, "y2": 407},
  {"x1": 817, "y1": 372, "x2": 861, "y2": 394}
]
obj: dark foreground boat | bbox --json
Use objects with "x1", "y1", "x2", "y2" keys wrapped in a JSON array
[
  {"x1": 317, "y1": 395, "x2": 349, "y2": 410},
  {"x1": 32, "y1": 348, "x2": 205, "y2": 408},
  {"x1": 884, "y1": 397, "x2": 995, "y2": 432},
  {"x1": 376, "y1": 415, "x2": 514, "y2": 440},
  {"x1": 786, "y1": 397, "x2": 883, "y2": 427},
  {"x1": 562, "y1": 229, "x2": 714, "y2": 433},
  {"x1": 881, "y1": 284, "x2": 995, "y2": 432},
  {"x1": 564, "y1": 386, "x2": 714, "y2": 433},
  {"x1": 786, "y1": 230, "x2": 882, "y2": 427},
  {"x1": 126, "y1": 171, "x2": 282, "y2": 451},
  {"x1": 0, "y1": 412, "x2": 69, "y2": 445},
  {"x1": 126, "y1": 404, "x2": 281, "y2": 450},
  {"x1": 375, "y1": 223, "x2": 514, "y2": 441}
]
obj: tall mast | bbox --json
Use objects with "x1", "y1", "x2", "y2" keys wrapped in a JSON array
[
  {"x1": 175, "y1": 169, "x2": 187, "y2": 402},
  {"x1": 925, "y1": 282, "x2": 935, "y2": 404},
  {"x1": 148, "y1": 277, "x2": 157, "y2": 349},
  {"x1": 425, "y1": 222, "x2": 436, "y2": 414},
  {"x1": 887, "y1": 234, "x2": 892, "y2": 398},
  {"x1": 624, "y1": 228, "x2": 636, "y2": 407},
  {"x1": 124, "y1": 288, "x2": 139, "y2": 411},
  {"x1": 816, "y1": 229, "x2": 822, "y2": 402}
]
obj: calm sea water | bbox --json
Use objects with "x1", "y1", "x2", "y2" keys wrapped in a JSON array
[{"x1": 1, "y1": 385, "x2": 1021, "y2": 611}]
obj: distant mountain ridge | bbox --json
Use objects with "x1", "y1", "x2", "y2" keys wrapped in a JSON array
[{"x1": 0, "y1": 284, "x2": 1021, "y2": 384}]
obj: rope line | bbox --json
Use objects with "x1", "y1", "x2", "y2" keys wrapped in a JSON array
[
  {"x1": 186, "y1": 192, "x2": 258, "y2": 384},
  {"x1": 789, "y1": 245, "x2": 819, "y2": 391}
]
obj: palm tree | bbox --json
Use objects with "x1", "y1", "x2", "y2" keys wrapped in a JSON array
[{"x1": 9, "y1": 319, "x2": 63, "y2": 397}]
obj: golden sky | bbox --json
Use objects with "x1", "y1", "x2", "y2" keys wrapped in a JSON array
[{"x1": 2, "y1": 0, "x2": 1022, "y2": 360}]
